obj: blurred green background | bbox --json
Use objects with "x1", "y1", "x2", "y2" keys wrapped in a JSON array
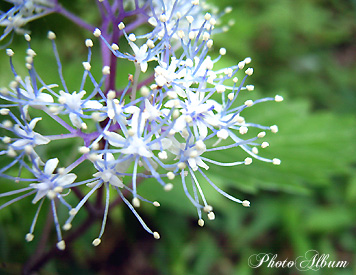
[{"x1": 0, "y1": 0, "x2": 356, "y2": 274}]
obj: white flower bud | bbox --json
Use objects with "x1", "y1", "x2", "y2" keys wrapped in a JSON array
[
  {"x1": 217, "y1": 129, "x2": 229, "y2": 139},
  {"x1": 24, "y1": 34, "x2": 31, "y2": 41},
  {"x1": 167, "y1": 172, "x2": 175, "y2": 180},
  {"x1": 128, "y1": 33, "x2": 136, "y2": 41},
  {"x1": 47, "y1": 31, "x2": 56, "y2": 40},
  {"x1": 118, "y1": 22, "x2": 125, "y2": 30},
  {"x1": 257, "y1": 131, "x2": 266, "y2": 138},
  {"x1": 242, "y1": 200, "x2": 250, "y2": 207},
  {"x1": 102, "y1": 66, "x2": 110, "y2": 75},
  {"x1": 203, "y1": 205, "x2": 213, "y2": 212},
  {"x1": 207, "y1": 39, "x2": 213, "y2": 48},
  {"x1": 159, "y1": 14, "x2": 167, "y2": 22},
  {"x1": 178, "y1": 162, "x2": 186, "y2": 169},
  {"x1": 56, "y1": 240, "x2": 66, "y2": 250},
  {"x1": 216, "y1": 84, "x2": 225, "y2": 93},
  {"x1": 270, "y1": 125, "x2": 278, "y2": 133},
  {"x1": 204, "y1": 13, "x2": 211, "y2": 21},
  {"x1": 275, "y1": 95, "x2": 284, "y2": 102},
  {"x1": 25, "y1": 233, "x2": 34, "y2": 242},
  {"x1": 153, "y1": 232, "x2": 160, "y2": 239},
  {"x1": 246, "y1": 85, "x2": 254, "y2": 91},
  {"x1": 63, "y1": 223, "x2": 72, "y2": 231},
  {"x1": 164, "y1": 183, "x2": 173, "y2": 191},
  {"x1": 219, "y1": 48, "x2": 226, "y2": 55},
  {"x1": 6, "y1": 49, "x2": 14, "y2": 56},
  {"x1": 153, "y1": 201, "x2": 160, "y2": 207},
  {"x1": 208, "y1": 212, "x2": 215, "y2": 220},
  {"x1": 78, "y1": 146, "x2": 90, "y2": 154},
  {"x1": 111, "y1": 43, "x2": 119, "y2": 50},
  {"x1": 92, "y1": 238, "x2": 101, "y2": 246},
  {"x1": 82, "y1": 62, "x2": 91, "y2": 71},
  {"x1": 244, "y1": 100, "x2": 253, "y2": 107},
  {"x1": 186, "y1": 16, "x2": 194, "y2": 24},
  {"x1": 261, "y1": 141, "x2": 269, "y2": 148},
  {"x1": 85, "y1": 39, "x2": 93, "y2": 47},
  {"x1": 252, "y1": 147, "x2": 258, "y2": 154},
  {"x1": 132, "y1": 197, "x2": 140, "y2": 208},
  {"x1": 244, "y1": 157, "x2": 252, "y2": 165},
  {"x1": 228, "y1": 93, "x2": 234, "y2": 101},
  {"x1": 245, "y1": 68, "x2": 253, "y2": 76},
  {"x1": 272, "y1": 158, "x2": 281, "y2": 165},
  {"x1": 93, "y1": 28, "x2": 101, "y2": 37},
  {"x1": 198, "y1": 219, "x2": 204, "y2": 227},
  {"x1": 147, "y1": 39, "x2": 154, "y2": 49}
]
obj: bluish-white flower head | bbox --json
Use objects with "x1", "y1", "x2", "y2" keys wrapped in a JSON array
[{"x1": 0, "y1": 0, "x2": 283, "y2": 247}]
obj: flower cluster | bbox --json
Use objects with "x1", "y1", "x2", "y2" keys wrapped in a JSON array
[{"x1": 0, "y1": 0, "x2": 282, "y2": 250}]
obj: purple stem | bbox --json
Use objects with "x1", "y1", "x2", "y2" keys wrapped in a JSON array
[{"x1": 56, "y1": 5, "x2": 95, "y2": 32}]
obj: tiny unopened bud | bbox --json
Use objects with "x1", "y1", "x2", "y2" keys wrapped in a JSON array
[
  {"x1": 275, "y1": 95, "x2": 284, "y2": 102},
  {"x1": 82, "y1": 62, "x2": 91, "y2": 71},
  {"x1": 128, "y1": 33, "x2": 136, "y2": 41},
  {"x1": 186, "y1": 16, "x2": 194, "y2": 24},
  {"x1": 118, "y1": 22, "x2": 125, "y2": 30},
  {"x1": 257, "y1": 131, "x2": 266, "y2": 138},
  {"x1": 159, "y1": 14, "x2": 167, "y2": 22},
  {"x1": 245, "y1": 68, "x2": 253, "y2": 76},
  {"x1": 132, "y1": 197, "x2": 140, "y2": 208},
  {"x1": 217, "y1": 129, "x2": 229, "y2": 139},
  {"x1": 69, "y1": 209, "x2": 77, "y2": 216},
  {"x1": 25, "y1": 233, "x2": 34, "y2": 242},
  {"x1": 198, "y1": 219, "x2": 204, "y2": 227},
  {"x1": 56, "y1": 241, "x2": 66, "y2": 250},
  {"x1": 147, "y1": 39, "x2": 154, "y2": 49},
  {"x1": 225, "y1": 6, "x2": 233, "y2": 13},
  {"x1": 238, "y1": 61, "x2": 245, "y2": 69},
  {"x1": 207, "y1": 39, "x2": 213, "y2": 48},
  {"x1": 24, "y1": 33, "x2": 31, "y2": 41},
  {"x1": 153, "y1": 201, "x2": 160, "y2": 207},
  {"x1": 178, "y1": 162, "x2": 186, "y2": 170},
  {"x1": 63, "y1": 223, "x2": 72, "y2": 231},
  {"x1": 0, "y1": 108, "x2": 10, "y2": 115},
  {"x1": 270, "y1": 125, "x2": 278, "y2": 133},
  {"x1": 47, "y1": 31, "x2": 56, "y2": 40},
  {"x1": 92, "y1": 238, "x2": 101, "y2": 246},
  {"x1": 242, "y1": 200, "x2": 250, "y2": 207},
  {"x1": 78, "y1": 146, "x2": 90, "y2": 154},
  {"x1": 239, "y1": 126, "x2": 248, "y2": 135},
  {"x1": 216, "y1": 84, "x2": 225, "y2": 93},
  {"x1": 93, "y1": 28, "x2": 101, "y2": 37},
  {"x1": 167, "y1": 172, "x2": 175, "y2": 180},
  {"x1": 252, "y1": 147, "x2": 258, "y2": 154},
  {"x1": 153, "y1": 232, "x2": 160, "y2": 239},
  {"x1": 102, "y1": 66, "x2": 110, "y2": 75},
  {"x1": 219, "y1": 48, "x2": 226, "y2": 55},
  {"x1": 261, "y1": 141, "x2": 269, "y2": 148},
  {"x1": 6, "y1": 49, "x2": 14, "y2": 56},
  {"x1": 208, "y1": 212, "x2": 215, "y2": 220},
  {"x1": 209, "y1": 18, "x2": 216, "y2": 26},
  {"x1": 85, "y1": 39, "x2": 93, "y2": 47},
  {"x1": 111, "y1": 43, "x2": 119, "y2": 51},
  {"x1": 246, "y1": 85, "x2": 254, "y2": 91},
  {"x1": 272, "y1": 158, "x2": 281, "y2": 165},
  {"x1": 228, "y1": 93, "x2": 234, "y2": 101},
  {"x1": 244, "y1": 157, "x2": 252, "y2": 165},
  {"x1": 244, "y1": 100, "x2": 253, "y2": 107},
  {"x1": 204, "y1": 13, "x2": 211, "y2": 21},
  {"x1": 164, "y1": 183, "x2": 173, "y2": 191}
]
